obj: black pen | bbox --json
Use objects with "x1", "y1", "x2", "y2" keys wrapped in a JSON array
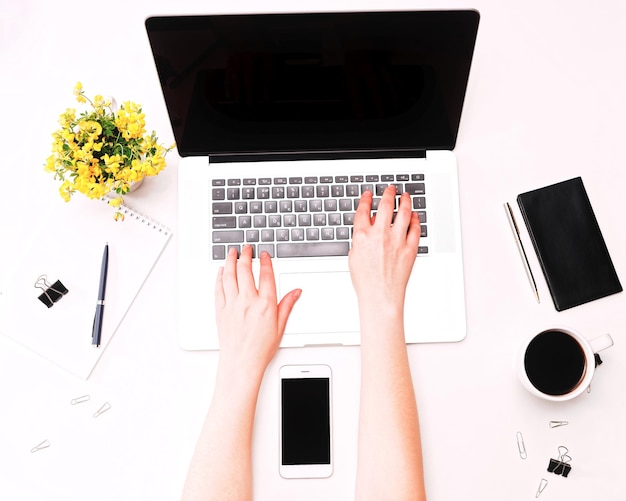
[{"x1": 92, "y1": 243, "x2": 109, "y2": 347}]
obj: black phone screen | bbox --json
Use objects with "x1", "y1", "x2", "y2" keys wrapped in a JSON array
[{"x1": 281, "y1": 377, "x2": 331, "y2": 465}]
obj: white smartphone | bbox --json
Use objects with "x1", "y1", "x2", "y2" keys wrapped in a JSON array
[{"x1": 279, "y1": 364, "x2": 333, "y2": 479}]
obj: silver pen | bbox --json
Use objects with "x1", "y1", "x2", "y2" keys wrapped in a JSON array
[{"x1": 505, "y1": 203, "x2": 540, "y2": 303}]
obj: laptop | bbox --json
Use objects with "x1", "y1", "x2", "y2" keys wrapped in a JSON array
[{"x1": 145, "y1": 10, "x2": 479, "y2": 350}]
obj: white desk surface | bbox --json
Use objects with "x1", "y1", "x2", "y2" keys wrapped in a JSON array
[{"x1": 2, "y1": 1, "x2": 626, "y2": 499}]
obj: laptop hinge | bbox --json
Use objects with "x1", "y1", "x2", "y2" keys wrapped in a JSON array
[{"x1": 209, "y1": 149, "x2": 426, "y2": 163}]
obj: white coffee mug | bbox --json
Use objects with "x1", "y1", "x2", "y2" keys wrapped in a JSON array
[{"x1": 518, "y1": 327, "x2": 613, "y2": 401}]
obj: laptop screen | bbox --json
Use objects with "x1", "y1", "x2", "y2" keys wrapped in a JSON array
[{"x1": 145, "y1": 11, "x2": 479, "y2": 158}]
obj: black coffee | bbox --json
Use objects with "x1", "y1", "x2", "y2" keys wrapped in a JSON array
[{"x1": 524, "y1": 330, "x2": 586, "y2": 396}]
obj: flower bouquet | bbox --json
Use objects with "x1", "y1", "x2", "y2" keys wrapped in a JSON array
[{"x1": 45, "y1": 83, "x2": 174, "y2": 220}]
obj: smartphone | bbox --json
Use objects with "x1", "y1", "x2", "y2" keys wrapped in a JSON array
[{"x1": 279, "y1": 364, "x2": 333, "y2": 479}]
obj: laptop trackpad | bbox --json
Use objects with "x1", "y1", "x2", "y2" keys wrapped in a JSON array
[{"x1": 279, "y1": 271, "x2": 360, "y2": 334}]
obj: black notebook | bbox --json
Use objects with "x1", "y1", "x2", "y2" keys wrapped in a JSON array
[{"x1": 517, "y1": 177, "x2": 622, "y2": 311}]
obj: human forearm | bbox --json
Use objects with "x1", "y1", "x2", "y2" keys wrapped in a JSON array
[
  {"x1": 181, "y1": 366, "x2": 264, "y2": 501},
  {"x1": 356, "y1": 307, "x2": 426, "y2": 501}
]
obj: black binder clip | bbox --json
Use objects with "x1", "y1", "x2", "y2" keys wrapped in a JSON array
[
  {"x1": 35, "y1": 274, "x2": 69, "y2": 308},
  {"x1": 547, "y1": 446, "x2": 572, "y2": 478}
]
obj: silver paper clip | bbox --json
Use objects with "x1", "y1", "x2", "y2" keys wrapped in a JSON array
[
  {"x1": 549, "y1": 420, "x2": 568, "y2": 428},
  {"x1": 93, "y1": 402, "x2": 111, "y2": 418},
  {"x1": 70, "y1": 395, "x2": 91, "y2": 405},
  {"x1": 536, "y1": 478, "x2": 548, "y2": 498},
  {"x1": 516, "y1": 431, "x2": 527, "y2": 459},
  {"x1": 30, "y1": 439, "x2": 50, "y2": 453}
]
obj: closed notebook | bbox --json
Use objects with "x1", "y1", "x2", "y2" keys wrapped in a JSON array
[{"x1": 517, "y1": 177, "x2": 622, "y2": 311}]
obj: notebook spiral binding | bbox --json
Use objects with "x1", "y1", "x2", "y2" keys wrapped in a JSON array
[{"x1": 102, "y1": 197, "x2": 171, "y2": 237}]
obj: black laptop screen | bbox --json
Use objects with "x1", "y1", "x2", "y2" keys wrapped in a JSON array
[{"x1": 145, "y1": 11, "x2": 479, "y2": 158}]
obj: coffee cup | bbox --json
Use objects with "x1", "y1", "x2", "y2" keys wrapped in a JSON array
[{"x1": 518, "y1": 327, "x2": 613, "y2": 401}]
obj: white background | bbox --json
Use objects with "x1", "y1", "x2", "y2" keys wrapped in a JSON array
[{"x1": 1, "y1": 1, "x2": 626, "y2": 499}]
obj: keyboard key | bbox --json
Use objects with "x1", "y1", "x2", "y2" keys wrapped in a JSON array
[
  {"x1": 212, "y1": 202, "x2": 233, "y2": 214},
  {"x1": 295, "y1": 200, "x2": 308, "y2": 212},
  {"x1": 366, "y1": 175, "x2": 379, "y2": 182},
  {"x1": 396, "y1": 174, "x2": 409, "y2": 181},
  {"x1": 242, "y1": 187, "x2": 255, "y2": 199},
  {"x1": 313, "y1": 214, "x2": 327, "y2": 226},
  {"x1": 412, "y1": 173, "x2": 425, "y2": 181},
  {"x1": 243, "y1": 178, "x2": 256, "y2": 185},
  {"x1": 212, "y1": 188, "x2": 226, "y2": 200},
  {"x1": 324, "y1": 199, "x2": 338, "y2": 211},
  {"x1": 284, "y1": 214, "x2": 296, "y2": 227},
  {"x1": 257, "y1": 187, "x2": 270, "y2": 199},
  {"x1": 239, "y1": 216, "x2": 252, "y2": 228},
  {"x1": 289, "y1": 177, "x2": 303, "y2": 184},
  {"x1": 339, "y1": 199, "x2": 352, "y2": 211},
  {"x1": 350, "y1": 175, "x2": 364, "y2": 182},
  {"x1": 328, "y1": 213, "x2": 342, "y2": 225},
  {"x1": 413, "y1": 197, "x2": 426, "y2": 209},
  {"x1": 298, "y1": 214, "x2": 312, "y2": 226},
  {"x1": 227, "y1": 188, "x2": 240, "y2": 199},
  {"x1": 261, "y1": 229, "x2": 274, "y2": 242},
  {"x1": 302, "y1": 186, "x2": 315, "y2": 198},
  {"x1": 272, "y1": 186, "x2": 285, "y2": 198},
  {"x1": 421, "y1": 225, "x2": 428, "y2": 237},
  {"x1": 309, "y1": 200, "x2": 322, "y2": 212},
  {"x1": 213, "y1": 230, "x2": 244, "y2": 243},
  {"x1": 287, "y1": 186, "x2": 300, "y2": 198},
  {"x1": 316, "y1": 185, "x2": 330, "y2": 197},
  {"x1": 258, "y1": 244, "x2": 275, "y2": 257},
  {"x1": 268, "y1": 215, "x2": 281, "y2": 227},
  {"x1": 213, "y1": 245, "x2": 226, "y2": 259},
  {"x1": 418, "y1": 246, "x2": 428, "y2": 254},
  {"x1": 253, "y1": 215, "x2": 267, "y2": 227},
  {"x1": 418, "y1": 211, "x2": 427, "y2": 223},
  {"x1": 381, "y1": 174, "x2": 394, "y2": 182},
  {"x1": 306, "y1": 228, "x2": 320, "y2": 240},
  {"x1": 291, "y1": 228, "x2": 305, "y2": 241},
  {"x1": 335, "y1": 175, "x2": 348, "y2": 183},
  {"x1": 320, "y1": 176, "x2": 333, "y2": 183},
  {"x1": 277, "y1": 229, "x2": 290, "y2": 241},
  {"x1": 250, "y1": 201, "x2": 263, "y2": 213},
  {"x1": 246, "y1": 230, "x2": 260, "y2": 242},
  {"x1": 264, "y1": 201, "x2": 278, "y2": 213},
  {"x1": 277, "y1": 242, "x2": 350, "y2": 258},
  {"x1": 346, "y1": 184, "x2": 359, "y2": 196},
  {"x1": 331, "y1": 185, "x2": 344, "y2": 197},
  {"x1": 212, "y1": 216, "x2": 236, "y2": 229},
  {"x1": 212, "y1": 179, "x2": 226, "y2": 186},
  {"x1": 405, "y1": 183, "x2": 426, "y2": 195},
  {"x1": 304, "y1": 176, "x2": 317, "y2": 184},
  {"x1": 321, "y1": 228, "x2": 335, "y2": 240},
  {"x1": 227, "y1": 179, "x2": 241, "y2": 186},
  {"x1": 279, "y1": 200, "x2": 293, "y2": 213},
  {"x1": 274, "y1": 177, "x2": 287, "y2": 185},
  {"x1": 343, "y1": 213, "x2": 355, "y2": 225},
  {"x1": 336, "y1": 227, "x2": 350, "y2": 240},
  {"x1": 234, "y1": 202, "x2": 247, "y2": 214},
  {"x1": 259, "y1": 178, "x2": 272, "y2": 185}
]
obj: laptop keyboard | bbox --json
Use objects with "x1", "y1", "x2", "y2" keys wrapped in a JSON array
[{"x1": 211, "y1": 174, "x2": 428, "y2": 259}]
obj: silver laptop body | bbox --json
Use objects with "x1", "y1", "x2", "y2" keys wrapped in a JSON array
[{"x1": 145, "y1": 10, "x2": 480, "y2": 349}]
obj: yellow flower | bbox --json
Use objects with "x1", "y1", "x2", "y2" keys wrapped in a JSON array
[
  {"x1": 73, "y1": 82, "x2": 87, "y2": 104},
  {"x1": 59, "y1": 180, "x2": 72, "y2": 202},
  {"x1": 109, "y1": 196, "x2": 123, "y2": 207},
  {"x1": 113, "y1": 211, "x2": 125, "y2": 222},
  {"x1": 47, "y1": 83, "x2": 172, "y2": 219}
]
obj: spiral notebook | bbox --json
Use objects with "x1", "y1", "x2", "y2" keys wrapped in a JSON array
[{"x1": 0, "y1": 195, "x2": 171, "y2": 379}]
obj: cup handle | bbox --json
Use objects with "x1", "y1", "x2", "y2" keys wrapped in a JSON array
[{"x1": 589, "y1": 334, "x2": 614, "y2": 353}]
